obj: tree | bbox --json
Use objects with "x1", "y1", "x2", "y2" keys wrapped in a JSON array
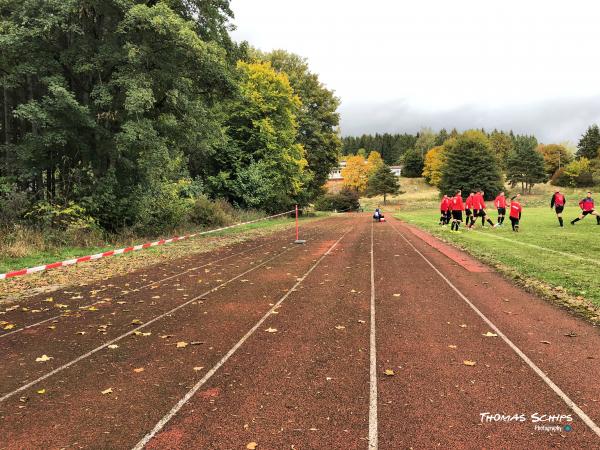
[
  {"x1": 223, "y1": 61, "x2": 307, "y2": 212},
  {"x1": 489, "y1": 130, "x2": 514, "y2": 170},
  {"x1": 342, "y1": 155, "x2": 370, "y2": 193},
  {"x1": 258, "y1": 49, "x2": 341, "y2": 199},
  {"x1": 402, "y1": 149, "x2": 425, "y2": 178},
  {"x1": 414, "y1": 127, "x2": 437, "y2": 157},
  {"x1": 366, "y1": 150, "x2": 384, "y2": 175},
  {"x1": 506, "y1": 136, "x2": 547, "y2": 193},
  {"x1": 439, "y1": 130, "x2": 503, "y2": 199},
  {"x1": 367, "y1": 164, "x2": 400, "y2": 204},
  {"x1": 435, "y1": 128, "x2": 449, "y2": 146},
  {"x1": 422, "y1": 145, "x2": 446, "y2": 187},
  {"x1": 576, "y1": 125, "x2": 600, "y2": 160},
  {"x1": 536, "y1": 144, "x2": 573, "y2": 177}
]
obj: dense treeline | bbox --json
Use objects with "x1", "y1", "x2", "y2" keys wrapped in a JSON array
[
  {"x1": 0, "y1": 0, "x2": 340, "y2": 235},
  {"x1": 343, "y1": 125, "x2": 600, "y2": 199}
]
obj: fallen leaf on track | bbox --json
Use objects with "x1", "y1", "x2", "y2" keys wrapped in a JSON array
[
  {"x1": 160, "y1": 335, "x2": 174, "y2": 339},
  {"x1": 37, "y1": 389, "x2": 46, "y2": 395},
  {"x1": 358, "y1": 319, "x2": 366, "y2": 324},
  {"x1": 482, "y1": 332, "x2": 498, "y2": 337},
  {"x1": 176, "y1": 341, "x2": 188, "y2": 348},
  {"x1": 193, "y1": 366, "x2": 204, "y2": 371},
  {"x1": 463, "y1": 360, "x2": 477, "y2": 366},
  {"x1": 335, "y1": 325, "x2": 346, "y2": 330},
  {"x1": 393, "y1": 294, "x2": 401, "y2": 297},
  {"x1": 3, "y1": 324, "x2": 15, "y2": 330},
  {"x1": 459, "y1": 324, "x2": 467, "y2": 328},
  {"x1": 540, "y1": 340, "x2": 551, "y2": 345},
  {"x1": 133, "y1": 368, "x2": 144, "y2": 373},
  {"x1": 101, "y1": 388, "x2": 113, "y2": 395},
  {"x1": 564, "y1": 332, "x2": 578, "y2": 338},
  {"x1": 76, "y1": 331, "x2": 86, "y2": 335},
  {"x1": 384, "y1": 369, "x2": 395, "y2": 376},
  {"x1": 131, "y1": 319, "x2": 143, "y2": 325},
  {"x1": 35, "y1": 355, "x2": 53, "y2": 362},
  {"x1": 448, "y1": 345, "x2": 457, "y2": 349},
  {"x1": 107, "y1": 344, "x2": 119, "y2": 349},
  {"x1": 246, "y1": 443, "x2": 258, "y2": 450},
  {"x1": 265, "y1": 328, "x2": 278, "y2": 333}
]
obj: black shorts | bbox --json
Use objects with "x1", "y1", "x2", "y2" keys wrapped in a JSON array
[
  {"x1": 497, "y1": 208, "x2": 506, "y2": 215},
  {"x1": 465, "y1": 209, "x2": 472, "y2": 217},
  {"x1": 510, "y1": 216, "x2": 519, "y2": 225},
  {"x1": 451, "y1": 210, "x2": 463, "y2": 221},
  {"x1": 555, "y1": 206, "x2": 564, "y2": 214},
  {"x1": 472, "y1": 209, "x2": 480, "y2": 217},
  {"x1": 582, "y1": 210, "x2": 596, "y2": 216},
  {"x1": 479, "y1": 209, "x2": 487, "y2": 217}
]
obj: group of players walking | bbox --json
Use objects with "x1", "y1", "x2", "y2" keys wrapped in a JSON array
[{"x1": 439, "y1": 190, "x2": 599, "y2": 232}]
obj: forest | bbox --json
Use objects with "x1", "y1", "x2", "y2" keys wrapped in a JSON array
[{"x1": 0, "y1": 0, "x2": 341, "y2": 237}]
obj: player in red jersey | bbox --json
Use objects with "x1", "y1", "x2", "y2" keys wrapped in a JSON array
[
  {"x1": 450, "y1": 190, "x2": 465, "y2": 232},
  {"x1": 550, "y1": 190, "x2": 566, "y2": 227},
  {"x1": 475, "y1": 190, "x2": 495, "y2": 227},
  {"x1": 509, "y1": 194, "x2": 522, "y2": 232},
  {"x1": 494, "y1": 192, "x2": 507, "y2": 226},
  {"x1": 439, "y1": 195, "x2": 451, "y2": 226},
  {"x1": 571, "y1": 191, "x2": 600, "y2": 225}
]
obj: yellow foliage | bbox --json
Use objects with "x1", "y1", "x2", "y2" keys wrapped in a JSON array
[
  {"x1": 342, "y1": 155, "x2": 369, "y2": 193},
  {"x1": 366, "y1": 151, "x2": 384, "y2": 175},
  {"x1": 422, "y1": 145, "x2": 446, "y2": 187}
]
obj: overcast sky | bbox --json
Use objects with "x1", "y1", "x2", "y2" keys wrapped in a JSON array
[{"x1": 230, "y1": 1, "x2": 600, "y2": 144}]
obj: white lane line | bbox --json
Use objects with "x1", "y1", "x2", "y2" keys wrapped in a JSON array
[
  {"x1": 368, "y1": 220, "x2": 378, "y2": 449},
  {"x1": 132, "y1": 229, "x2": 351, "y2": 450},
  {"x1": 472, "y1": 230, "x2": 600, "y2": 266},
  {"x1": 391, "y1": 223, "x2": 600, "y2": 438},
  {"x1": 0, "y1": 243, "x2": 300, "y2": 403},
  {"x1": 0, "y1": 240, "x2": 271, "y2": 340}
]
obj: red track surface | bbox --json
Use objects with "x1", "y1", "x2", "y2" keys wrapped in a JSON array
[{"x1": 1, "y1": 215, "x2": 599, "y2": 449}]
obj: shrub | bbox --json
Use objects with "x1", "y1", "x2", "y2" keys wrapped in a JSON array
[
  {"x1": 189, "y1": 196, "x2": 233, "y2": 228},
  {"x1": 552, "y1": 158, "x2": 595, "y2": 187},
  {"x1": 132, "y1": 182, "x2": 194, "y2": 235},
  {"x1": 314, "y1": 187, "x2": 360, "y2": 211}
]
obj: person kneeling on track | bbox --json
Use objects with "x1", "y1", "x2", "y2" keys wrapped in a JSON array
[
  {"x1": 373, "y1": 207, "x2": 385, "y2": 222},
  {"x1": 571, "y1": 192, "x2": 600, "y2": 226},
  {"x1": 509, "y1": 194, "x2": 522, "y2": 232},
  {"x1": 494, "y1": 191, "x2": 507, "y2": 226},
  {"x1": 550, "y1": 190, "x2": 566, "y2": 227},
  {"x1": 450, "y1": 189, "x2": 465, "y2": 232}
]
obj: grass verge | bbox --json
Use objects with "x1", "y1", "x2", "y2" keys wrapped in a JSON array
[{"x1": 397, "y1": 204, "x2": 600, "y2": 322}]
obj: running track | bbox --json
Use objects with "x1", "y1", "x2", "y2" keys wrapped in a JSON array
[{"x1": 1, "y1": 214, "x2": 599, "y2": 449}]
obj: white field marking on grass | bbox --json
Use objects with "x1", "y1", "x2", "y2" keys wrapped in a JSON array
[
  {"x1": 391, "y1": 223, "x2": 600, "y2": 438},
  {"x1": 132, "y1": 229, "x2": 351, "y2": 450},
  {"x1": 0, "y1": 240, "x2": 272, "y2": 340},
  {"x1": 368, "y1": 220, "x2": 378, "y2": 449},
  {"x1": 0, "y1": 242, "x2": 303, "y2": 403},
  {"x1": 472, "y1": 230, "x2": 600, "y2": 266}
]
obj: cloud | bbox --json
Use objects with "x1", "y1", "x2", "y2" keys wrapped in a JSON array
[{"x1": 339, "y1": 97, "x2": 600, "y2": 143}]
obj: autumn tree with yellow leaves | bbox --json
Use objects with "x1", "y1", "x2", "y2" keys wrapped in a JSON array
[{"x1": 422, "y1": 145, "x2": 446, "y2": 187}]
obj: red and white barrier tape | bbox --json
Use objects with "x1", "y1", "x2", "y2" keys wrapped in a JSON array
[{"x1": 0, "y1": 209, "x2": 296, "y2": 280}]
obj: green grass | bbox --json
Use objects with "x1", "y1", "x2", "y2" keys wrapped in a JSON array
[
  {"x1": 397, "y1": 204, "x2": 600, "y2": 307},
  {"x1": 0, "y1": 215, "x2": 319, "y2": 274}
]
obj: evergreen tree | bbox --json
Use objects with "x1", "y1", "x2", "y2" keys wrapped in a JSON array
[
  {"x1": 367, "y1": 164, "x2": 400, "y2": 204},
  {"x1": 435, "y1": 128, "x2": 449, "y2": 146},
  {"x1": 439, "y1": 130, "x2": 503, "y2": 199},
  {"x1": 401, "y1": 149, "x2": 424, "y2": 178},
  {"x1": 576, "y1": 125, "x2": 600, "y2": 160},
  {"x1": 506, "y1": 136, "x2": 548, "y2": 193}
]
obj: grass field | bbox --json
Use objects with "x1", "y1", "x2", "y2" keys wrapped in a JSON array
[
  {"x1": 357, "y1": 177, "x2": 600, "y2": 313},
  {"x1": 397, "y1": 203, "x2": 600, "y2": 310}
]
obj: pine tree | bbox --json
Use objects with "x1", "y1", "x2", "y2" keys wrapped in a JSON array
[
  {"x1": 401, "y1": 149, "x2": 424, "y2": 177},
  {"x1": 439, "y1": 130, "x2": 503, "y2": 199},
  {"x1": 506, "y1": 136, "x2": 547, "y2": 193},
  {"x1": 367, "y1": 164, "x2": 400, "y2": 204},
  {"x1": 576, "y1": 125, "x2": 600, "y2": 160}
]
